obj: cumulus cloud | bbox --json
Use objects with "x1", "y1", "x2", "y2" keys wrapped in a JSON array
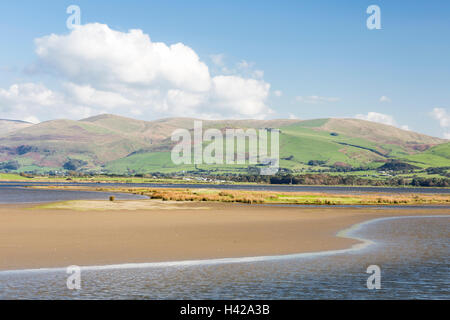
[
  {"x1": 355, "y1": 112, "x2": 410, "y2": 131},
  {"x1": 35, "y1": 24, "x2": 211, "y2": 93},
  {"x1": 379, "y1": 96, "x2": 391, "y2": 103},
  {"x1": 63, "y1": 83, "x2": 133, "y2": 109},
  {"x1": 296, "y1": 95, "x2": 340, "y2": 104},
  {"x1": 0, "y1": 23, "x2": 274, "y2": 122},
  {"x1": 0, "y1": 83, "x2": 96, "y2": 122},
  {"x1": 211, "y1": 76, "x2": 271, "y2": 117},
  {"x1": 431, "y1": 108, "x2": 450, "y2": 139},
  {"x1": 0, "y1": 83, "x2": 58, "y2": 123}
]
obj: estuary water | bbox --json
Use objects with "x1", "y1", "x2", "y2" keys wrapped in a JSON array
[
  {"x1": 0, "y1": 215, "x2": 448, "y2": 299},
  {"x1": 0, "y1": 186, "x2": 148, "y2": 203},
  {"x1": 1, "y1": 181, "x2": 449, "y2": 194}
]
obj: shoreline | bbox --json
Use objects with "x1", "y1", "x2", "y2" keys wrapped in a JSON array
[
  {"x1": 18, "y1": 185, "x2": 450, "y2": 205},
  {"x1": 2, "y1": 180, "x2": 450, "y2": 192},
  {"x1": 2, "y1": 214, "x2": 449, "y2": 275},
  {"x1": 1, "y1": 201, "x2": 448, "y2": 272}
]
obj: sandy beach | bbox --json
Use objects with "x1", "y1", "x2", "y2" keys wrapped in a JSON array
[{"x1": 0, "y1": 201, "x2": 448, "y2": 271}]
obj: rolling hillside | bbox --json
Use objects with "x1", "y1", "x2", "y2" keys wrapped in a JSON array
[
  {"x1": 0, "y1": 119, "x2": 33, "y2": 135},
  {"x1": 0, "y1": 114, "x2": 448, "y2": 175}
]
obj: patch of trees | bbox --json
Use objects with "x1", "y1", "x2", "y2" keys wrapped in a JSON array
[
  {"x1": 195, "y1": 173, "x2": 450, "y2": 187},
  {"x1": 16, "y1": 145, "x2": 39, "y2": 155},
  {"x1": 0, "y1": 160, "x2": 20, "y2": 171},
  {"x1": 378, "y1": 161, "x2": 420, "y2": 171},
  {"x1": 269, "y1": 174, "x2": 367, "y2": 186},
  {"x1": 63, "y1": 159, "x2": 88, "y2": 171},
  {"x1": 425, "y1": 167, "x2": 450, "y2": 177},
  {"x1": 266, "y1": 174, "x2": 449, "y2": 187},
  {"x1": 411, "y1": 177, "x2": 450, "y2": 187},
  {"x1": 307, "y1": 160, "x2": 327, "y2": 166}
]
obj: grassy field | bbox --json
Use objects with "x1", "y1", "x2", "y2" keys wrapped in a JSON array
[
  {"x1": 401, "y1": 143, "x2": 450, "y2": 168},
  {"x1": 0, "y1": 174, "x2": 234, "y2": 184},
  {"x1": 33, "y1": 186, "x2": 450, "y2": 206},
  {"x1": 0, "y1": 173, "x2": 32, "y2": 181},
  {"x1": 1, "y1": 171, "x2": 449, "y2": 187},
  {"x1": 104, "y1": 120, "x2": 449, "y2": 174}
]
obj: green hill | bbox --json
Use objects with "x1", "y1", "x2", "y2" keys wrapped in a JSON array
[{"x1": 0, "y1": 114, "x2": 448, "y2": 175}]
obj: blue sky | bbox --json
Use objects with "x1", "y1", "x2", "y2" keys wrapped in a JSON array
[{"x1": 0, "y1": 0, "x2": 449, "y2": 138}]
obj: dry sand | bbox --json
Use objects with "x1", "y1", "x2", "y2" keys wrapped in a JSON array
[{"x1": 0, "y1": 201, "x2": 448, "y2": 270}]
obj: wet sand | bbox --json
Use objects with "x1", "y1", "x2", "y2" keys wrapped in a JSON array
[{"x1": 0, "y1": 201, "x2": 448, "y2": 271}]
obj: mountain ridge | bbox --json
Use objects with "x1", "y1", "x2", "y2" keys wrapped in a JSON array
[
  {"x1": 0, "y1": 119, "x2": 33, "y2": 135},
  {"x1": 0, "y1": 114, "x2": 447, "y2": 174}
]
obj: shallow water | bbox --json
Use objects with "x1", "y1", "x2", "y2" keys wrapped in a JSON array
[
  {"x1": 0, "y1": 215, "x2": 448, "y2": 299},
  {"x1": 0, "y1": 187, "x2": 148, "y2": 203},
  {"x1": 1, "y1": 181, "x2": 449, "y2": 194}
]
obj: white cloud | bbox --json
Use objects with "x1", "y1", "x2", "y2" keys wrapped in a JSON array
[
  {"x1": 0, "y1": 23, "x2": 273, "y2": 122},
  {"x1": 0, "y1": 82, "x2": 96, "y2": 122},
  {"x1": 210, "y1": 53, "x2": 225, "y2": 67},
  {"x1": 296, "y1": 95, "x2": 340, "y2": 104},
  {"x1": 35, "y1": 23, "x2": 211, "y2": 93},
  {"x1": 237, "y1": 60, "x2": 254, "y2": 70},
  {"x1": 0, "y1": 83, "x2": 57, "y2": 123},
  {"x1": 63, "y1": 83, "x2": 133, "y2": 109},
  {"x1": 431, "y1": 108, "x2": 450, "y2": 139},
  {"x1": 431, "y1": 108, "x2": 450, "y2": 128},
  {"x1": 379, "y1": 96, "x2": 391, "y2": 103},
  {"x1": 288, "y1": 113, "x2": 299, "y2": 119},
  {"x1": 356, "y1": 112, "x2": 396, "y2": 126},
  {"x1": 273, "y1": 90, "x2": 283, "y2": 97},
  {"x1": 23, "y1": 116, "x2": 40, "y2": 124},
  {"x1": 211, "y1": 76, "x2": 271, "y2": 117},
  {"x1": 400, "y1": 125, "x2": 410, "y2": 131},
  {"x1": 218, "y1": 59, "x2": 265, "y2": 82},
  {"x1": 252, "y1": 70, "x2": 264, "y2": 79},
  {"x1": 0, "y1": 83, "x2": 58, "y2": 107},
  {"x1": 355, "y1": 112, "x2": 410, "y2": 131}
]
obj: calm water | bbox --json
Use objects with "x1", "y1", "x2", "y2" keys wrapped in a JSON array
[
  {"x1": 0, "y1": 215, "x2": 448, "y2": 299},
  {"x1": 0, "y1": 187, "x2": 148, "y2": 204},
  {"x1": 1, "y1": 181, "x2": 449, "y2": 194}
]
